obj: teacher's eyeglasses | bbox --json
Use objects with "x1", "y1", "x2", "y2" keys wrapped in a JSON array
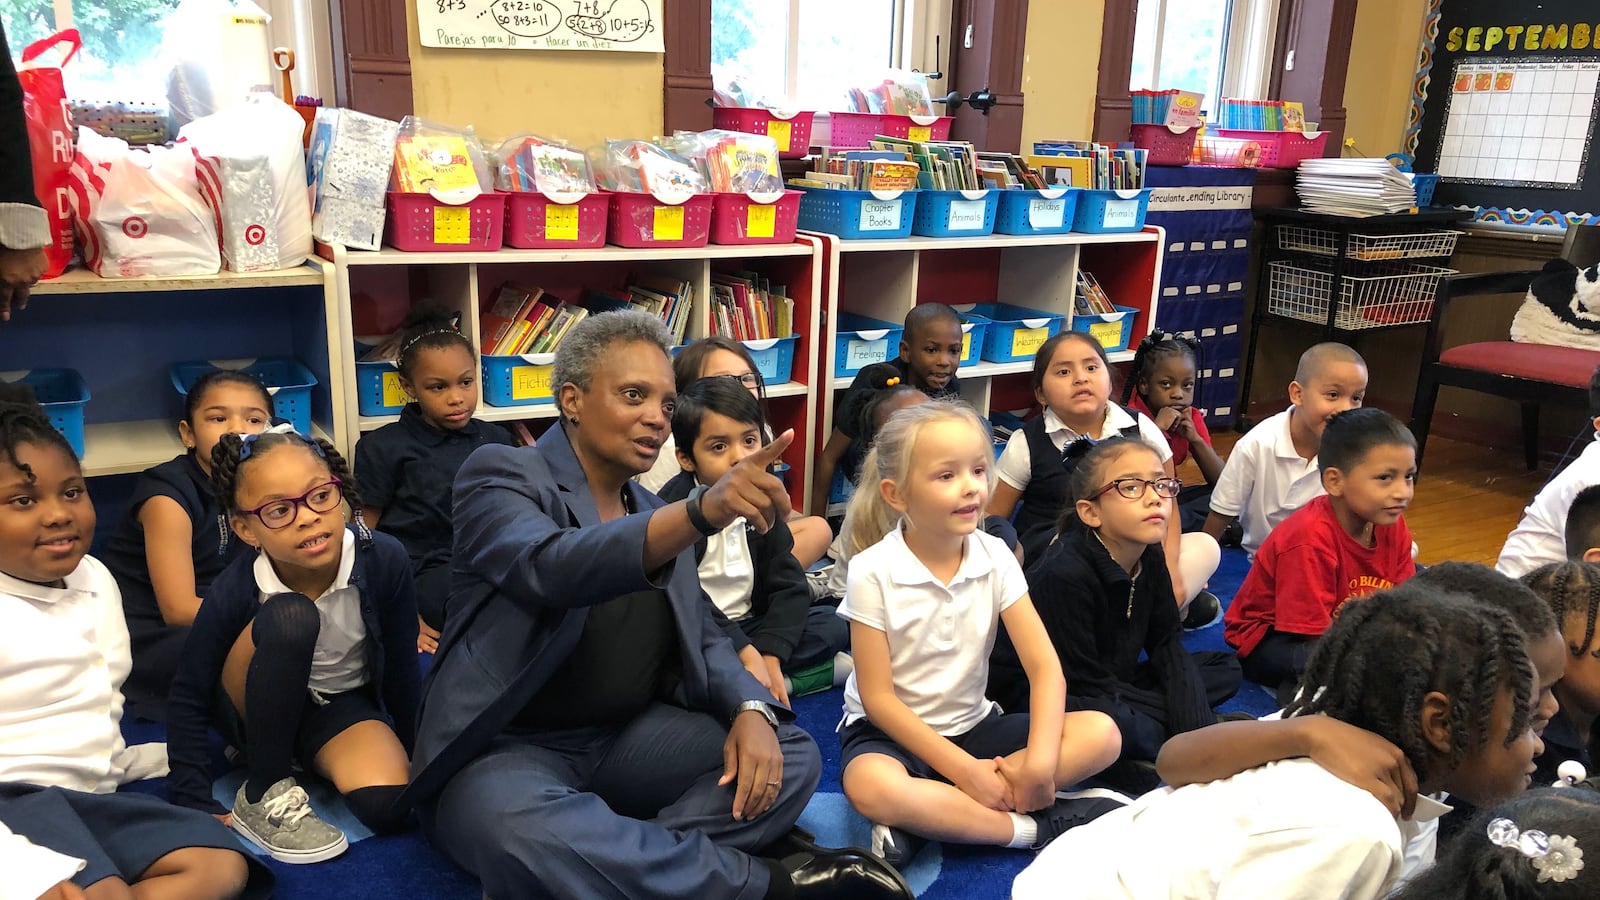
[{"x1": 1093, "y1": 477, "x2": 1182, "y2": 501}]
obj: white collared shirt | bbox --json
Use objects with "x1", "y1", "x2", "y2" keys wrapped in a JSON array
[
  {"x1": 1012, "y1": 757, "x2": 1453, "y2": 900},
  {"x1": 995, "y1": 405, "x2": 1174, "y2": 492},
  {"x1": 0, "y1": 556, "x2": 166, "y2": 795},
  {"x1": 253, "y1": 529, "x2": 369, "y2": 695},
  {"x1": 1497, "y1": 435, "x2": 1600, "y2": 577},
  {"x1": 700, "y1": 517, "x2": 756, "y2": 621},
  {"x1": 838, "y1": 525, "x2": 1026, "y2": 735},
  {"x1": 1209, "y1": 407, "x2": 1326, "y2": 556},
  {"x1": 3, "y1": 819, "x2": 86, "y2": 900}
]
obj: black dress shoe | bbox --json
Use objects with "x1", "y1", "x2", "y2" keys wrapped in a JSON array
[{"x1": 781, "y1": 844, "x2": 914, "y2": 899}]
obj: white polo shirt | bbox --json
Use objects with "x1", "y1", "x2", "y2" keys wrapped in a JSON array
[
  {"x1": 4, "y1": 819, "x2": 85, "y2": 900},
  {"x1": 839, "y1": 524, "x2": 1026, "y2": 735},
  {"x1": 1012, "y1": 757, "x2": 1452, "y2": 900},
  {"x1": 1209, "y1": 407, "x2": 1325, "y2": 556},
  {"x1": 1497, "y1": 435, "x2": 1600, "y2": 578},
  {"x1": 254, "y1": 529, "x2": 369, "y2": 695},
  {"x1": 0, "y1": 556, "x2": 166, "y2": 795},
  {"x1": 995, "y1": 406, "x2": 1174, "y2": 492},
  {"x1": 701, "y1": 517, "x2": 756, "y2": 621}
]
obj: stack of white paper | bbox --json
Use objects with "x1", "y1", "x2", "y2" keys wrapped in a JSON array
[{"x1": 1295, "y1": 158, "x2": 1418, "y2": 216}]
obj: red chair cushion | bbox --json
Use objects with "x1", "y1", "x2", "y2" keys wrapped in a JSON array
[{"x1": 1439, "y1": 341, "x2": 1600, "y2": 388}]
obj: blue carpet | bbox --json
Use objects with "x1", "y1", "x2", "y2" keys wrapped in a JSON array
[{"x1": 115, "y1": 548, "x2": 1268, "y2": 898}]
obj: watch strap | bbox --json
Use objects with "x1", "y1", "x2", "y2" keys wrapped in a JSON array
[
  {"x1": 685, "y1": 483, "x2": 719, "y2": 536},
  {"x1": 734, "y1": 699, "x2": 779, "y2": 730}
]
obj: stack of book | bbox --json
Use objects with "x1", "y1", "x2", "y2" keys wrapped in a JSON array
[
  {"x1": 1295, "y1": 158, "x2": 1418, "y2": 216},
  {"x1": 1216, "y1": 98, "x2": 1307, "y2": 132},
  {"x1": 792, "y1": 137, "x2": 1021, "y2": 192},
  {"x1": 1075, "y1": 271, "x2": 1117, "y2": 315},
  {"x1": 623, "y1": 274, "x2": 695, "y2": 345},
  {"x1": 481, "y1": 284, "x2": 587, "y2": 356},
  {"x1": 1032, "y1": 141, "x2": 1146, "y2": 190},
  {"x1": 710, "y1": 271, "x2": 793, "y2": 342}
]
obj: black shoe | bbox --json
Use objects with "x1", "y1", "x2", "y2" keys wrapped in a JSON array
[
  {"x1": 1095, "y1": 757, "x2": 1163, "y2": 795},
  {"x1": 1030, "y1": 788, "x2": 1133, "y2": 849},
  {"x1": 1182, "y1": 591, "x2": 1222, "y2": 631},
  {"x1": 781, "y1": 844, "x2": 914, "y2": 900},
  {"x1": 868, "y1": 822, "x2": 927, "y2": 871},
  {"x1": 1220, "y1": 520, "x2": 1243, "y2": 548},
  {"x1": 1214, "y1": 710, "x2": 1256, "y2": 724}
]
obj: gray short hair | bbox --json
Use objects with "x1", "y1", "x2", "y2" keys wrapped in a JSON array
[{"x1": 552, "y1": 310, "x2": 674, "y2": 392}]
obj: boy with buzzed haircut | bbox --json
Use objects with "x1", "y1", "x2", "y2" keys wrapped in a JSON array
[
  {"x1": 1203, "y1": 342, "x2": 1369, "y2": 557},
  {"x1": 1497, "y1": 366, "x2": 1600, "y2": 577},
  {"x1": 1565, "y1": 484, "x2": 1600, "y2": 565}
]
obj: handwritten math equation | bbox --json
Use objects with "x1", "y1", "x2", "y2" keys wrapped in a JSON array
[{"x1": 422, "y1": 0, "x2": 662, "y2": 52}]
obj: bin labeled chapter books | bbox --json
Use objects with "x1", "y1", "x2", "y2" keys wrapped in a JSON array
[{"x1": 796, "y1": 187, "x2": 917, "y2": 240}]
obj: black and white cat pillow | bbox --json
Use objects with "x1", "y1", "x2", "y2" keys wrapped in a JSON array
[{"x1": 1511, "y1": 258, "x2": 1600, "y2": 350}]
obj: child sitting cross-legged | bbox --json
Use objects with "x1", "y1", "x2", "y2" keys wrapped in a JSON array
[
  {"x1": 1224, "y1": 407, "x2": 1418, "y2": 698},
  {"x1": 1015, "y1": 584, "x2": 1547, "y2": 899},
  {"x1": 837, "y1": 400, "x2": 1126, "y2": 870},
  {"x1": 657, "y1": 375, "x2": 851, "y2": 704},
  {"x1": 0, "y1": 397, "x2": 272, "y2": 899}
]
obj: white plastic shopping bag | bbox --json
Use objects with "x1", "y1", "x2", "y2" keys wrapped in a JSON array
[
  {"x1": 67, "y1": 127, "x2": 222, "y2": 277},
  {"x1": 180, "y1": 95, "x2": 312, "y2": 271}
]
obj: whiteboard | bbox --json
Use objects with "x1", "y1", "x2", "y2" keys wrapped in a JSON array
[
  {"x1": 1436, "y1": 58, "x2": 1600, "y2": 189},
  {"x1": 417, "y1": 0, "x2": 663, "y2": 52}
]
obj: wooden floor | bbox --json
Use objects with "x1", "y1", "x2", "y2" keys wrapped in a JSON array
[{"x1": 1188, "y1": 431, "x2": 1555, "y2": 566}]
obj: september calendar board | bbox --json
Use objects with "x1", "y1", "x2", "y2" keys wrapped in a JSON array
[
  {"x1": 418, "y1": 0, "x2": 662, "y2": 52},
  {"x1": 1436, "y1": 59, "x2": 1600, "y2": 188}
]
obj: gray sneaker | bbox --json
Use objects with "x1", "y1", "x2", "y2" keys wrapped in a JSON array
[{"x1": 231, "y1": 777, "x2": 349, "y2": 864}]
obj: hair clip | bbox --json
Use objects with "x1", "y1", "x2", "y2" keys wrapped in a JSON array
[
  {"x1": 400, "y1": 328, "x2": 457, "y2": 355},
  {"x1": 884, "y1": 376, "x2": 900, "y2": 387},
  {"x1": 1488, "y1": 818, "x2": 1585, "y2": 883},
  {"x1": 1555, "y1": 760, "x2": 1589, "y2": 788}
]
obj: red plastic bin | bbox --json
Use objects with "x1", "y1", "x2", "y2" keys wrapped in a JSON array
[
  {"x1": 712, "y1": 108, "x2": 815, "y2": 159},
  {"x1": 828, "y1": 112, "x2": 952, "y2": 149},
  {"x1": 1129, "y1": 124, "x2": 1199, "y2": 166},
  {"x1": 504, "y1": 192, "x2": 609, "y2": 249},
  {"x1": 385, "y1": 192, "x2": 506, "y2": 252},
  {"x1": 605, "y1": 192, "x2": 713, "y2": 249},
  {"x1": 1214, "y1": 129, "x2": 1330, "y2": 169},
  {"x1": 710, "y1": 190, "x2": 802, "y2": 245}
]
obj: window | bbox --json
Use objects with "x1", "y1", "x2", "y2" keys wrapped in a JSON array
[
  {"x1": 1130, "y1": 0, "x2": 1279, "y2": 108},
  {"x1": 711, "y1": 0, "x2": 916, "y2": 110}
]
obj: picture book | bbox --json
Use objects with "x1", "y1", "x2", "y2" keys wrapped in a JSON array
[{"x1": 393, "y1": 134, "x2": 479, "y2": 193}]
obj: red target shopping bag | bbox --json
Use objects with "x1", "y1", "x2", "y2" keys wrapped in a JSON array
[
  {"x1": 17, "y1": 29, "x2": 80, "y2": 278},
  {"x1": 66, "y1": 127, "x2": 220, "y2": 277}
]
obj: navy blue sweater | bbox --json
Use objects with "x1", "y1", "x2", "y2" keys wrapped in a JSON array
[{"x1": 166, "y1": 527, "x2": 421, "y2": 813}]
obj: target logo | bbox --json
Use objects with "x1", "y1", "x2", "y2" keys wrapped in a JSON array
[
  {"x1": 121, "y1": 216, "x2": 148, "y2": 239},
  {"x1": 245, "y1": 224, "x2": 267, "y2": 246}
]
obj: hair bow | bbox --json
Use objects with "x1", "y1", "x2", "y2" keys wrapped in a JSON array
[
  {"x1": 1488, "y1": 817, "x2": 1584, "y2": 883},
  {"x1": 238, "y1": 422, "x2": 322, "y2": 461}
]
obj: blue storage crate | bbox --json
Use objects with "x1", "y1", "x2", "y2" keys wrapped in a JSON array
[
  {"x1": 827, "y1": 467, "x2": 853, "y2": 505},
  {"x1": 482, "y1": 352, "x2": 557, "y2": 407},
  {"x1": 1070, "y1": 305, "x2": 1140, "y2": 354},
  {"x1": 1413, "y1": 173, "x2": 1439, "y2": 206},
  {"x1": 832, "y1": 313, "x2": 903, "y2": 378},
  {"x1": 995, "y1": 188, "x2": 1078, "y2": 235},
  {"x1": 171, "y1": 358, "x2": 316, "y2": 435},
  {"x1": 911, "y1": 189, "x2": 999, "y2": 237},
  {"x1": 1, "y1": 368, "x2": 89, "y2": 456},
  {"x1": 742, "y1": 335, "x2": 799, "y2": 386},
  {"x1": 1072, "y1": 188, "x2": 1151, "y2": 234},
  {"x1": 957, "y1": 312, "x2": 990, "y2": 368},
  {"x1": 796, "y1": 187, "x2": 917, "y2": 240},
  {"x1": 957, "y1": 303, "x2": 1065, "y2": 364}
]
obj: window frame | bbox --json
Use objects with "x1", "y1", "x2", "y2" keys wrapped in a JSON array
[
  {"x1": 712, "y1": 0, "x2": 916, "y2": 111},
  {"x1": 1130, "y1": 0, "x2": 1281, "y2": 103}
]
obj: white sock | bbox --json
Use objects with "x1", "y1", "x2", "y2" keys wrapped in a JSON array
[
  {"x1": 833, "y1": 652, "x2": 854, "y2": 686},
  {"x1": 1007, "y1": 812, "x2": 1037, "y2": 848}
]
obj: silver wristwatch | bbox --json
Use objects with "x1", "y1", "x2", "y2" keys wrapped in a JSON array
[{"x1": 734, "y1": 699, "x2": 779, "y2": 730}]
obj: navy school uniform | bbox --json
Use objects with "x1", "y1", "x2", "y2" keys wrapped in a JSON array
[
  {"x1": 100, "y1": 453, "x2": 251, "y2": 721},
  {"x1": 1013, "y1": 409, "x2": 1142, "y2": 563},
  {"x1": 165, "y1": 526, "x2": 421, "y2": 814},
  {"x1": 354, "y1": 404, "x2": 513, "y2": 629}
]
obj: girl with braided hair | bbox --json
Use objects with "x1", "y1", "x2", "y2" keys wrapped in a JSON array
[
  {"x1": 167, "y1": 427, "x2": 420, "y2": 865},
  {"x1": 1523, "y1": 562, "x2": 1600, "y2": 791},
  {"x1": 1122, "y1": 332, "x2": 1225, "y2": 534},
  {"x1": 1014, "y1": 584, "x2": 1543, "y2": 899},
  {"x1": 1393, "y1": 789, "x2": 1600, "y2": 899}
]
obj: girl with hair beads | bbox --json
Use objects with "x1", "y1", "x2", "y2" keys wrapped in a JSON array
[
  {"x1": 1015, "y1": 585, "x2": 1545, "y2": 899},
  {"x1": 103, "y1": 370, "x2": 274, "y2": 720},
  {"x1": 354, "y1": 306, "x2": 512, "y2": 654},
  {"x1": 989, "y1": 436, "x2": 1241, "y2": 771},
  {"x1": 0, "y1": 399, "x2": 272, "y2": 899},
  {"x1": 1523, "y1": 562, "x2": 1600, "y2": 789},
  {"x1": 1392, "y1": 789, "x2": 1600, "y2": 899},
  {"x1": 987, "y1": 331, "x2": 1221, "y2": 626},
  {"x1": 837, "y1": 401, "x2": 1126, "y2": 869},
  {"x1": 168, "y1": 428, "x2": 420, "y2": 864},
  {"x1": 1122, "y1": 333, "x2": 1225, "y2": 533}
]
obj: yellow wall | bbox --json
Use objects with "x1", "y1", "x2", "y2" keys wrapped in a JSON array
[
  {"x1": 1019, "y1": 0, "x2": 1103, "y2": 149},
  {"x1": 1341, "y1": 0, "x2": 1427, "y2": 159},
  {"x1": 405, "y1": 3, "x2": 662, "y2": 146}
]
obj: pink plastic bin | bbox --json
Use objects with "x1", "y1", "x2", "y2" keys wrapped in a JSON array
[
  {"x1": 1213, "y1": 129, "x2": 1330, "y2": 169},
  {"x1": 711, "y1": 108, "x2": 816, "y2": 159},
  {"x1": 385, "y1": 192, "x2": 506, "y2": 252},
  {"x1": 827, "y1": 112, "x2": 952, "y2": 149},
  {"x1": 605, "y1": 192, "x2": 713, "y2": 249},
  {"x1": 709, "y1": 190, "x2": 802, "y2": 245},
  {"x1": 1129, "y1": 124, "x2": 1199, "y2": 166},
  {"x1": 504, "y1": 192, "x2": 609, "y2": 249}
]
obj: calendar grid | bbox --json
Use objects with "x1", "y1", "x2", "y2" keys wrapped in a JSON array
[{"x1": 1436, "y1": 58, "x2": 1600, "y2": 190}]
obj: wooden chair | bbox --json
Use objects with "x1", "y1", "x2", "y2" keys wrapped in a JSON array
[{"x1": 1411, "y1": 269, "x2": 1600, "y2": 471}]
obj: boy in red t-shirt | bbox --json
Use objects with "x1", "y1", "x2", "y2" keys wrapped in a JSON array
[{"x1": 1224, "y1": 407, "x2": 1417, "y2": 698}]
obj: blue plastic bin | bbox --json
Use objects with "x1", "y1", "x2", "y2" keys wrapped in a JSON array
[
  {"x1": 1, "y1": 368, "x2": 89, "y2": 456},
  {"x1": 1072, "y1": 188, "x2": 1151, "y2": 234},
  {"x1": 796, "y1": 187, "x2": 918, "y2": 240},
  {"x1": 1070, "y1": 305, "x2": 1140, "y2": 354},
  {"x1": 171, "y1": 358, "x2": 316, "y2": 436},
  {"x1": 995, "y1": 188, "x2": 1078, "y2": 236},
  {"x1": 832, "y1": 313, "x2": 903, "y2": 378},
  {"x1": 742, "y1": 335, "x2": 799, "y2": 386},
  {"x1": 957, "y1": 312, "x2": 990, "y2": 368},
  {"x1": 1413, "y1": 173, "x2": 1439, "y2": 206},
  {"x1": 911, "y1": 189, "x2": 999, "y2": 237},
  {"x1": 958, "y1": 302, "x2": 1065, "y2": 364},
  {"x1": 481, "y1": 353, "x2": 557, "y2": 407}
]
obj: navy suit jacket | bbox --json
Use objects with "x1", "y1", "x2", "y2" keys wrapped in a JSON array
[{"x1": 407, "y1": 423, "x2": 784, "y2": 804}]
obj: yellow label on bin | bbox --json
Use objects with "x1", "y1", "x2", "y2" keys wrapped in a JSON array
[
  {"x1": 907, "y1": 125, "x2": 932, "y2": 142},
  {"x1": 545, "y1": 204, "x2": 580, "y2": 241},
  {"x1": 653, "y1": 205, "x2": 685, "y2": 241},
  {"x1": 747, "y1": 204, "x2": 776, "y2": 238},
  {"x1": 433, "y1": 206, "x2": 471, "y2": 244},
  {"x1": 1089, "y1": 321, "x2": 1123, "y2": 348},
  {"x1": 1011, "y1": 327, "x2": 1048, "y2": 358},
  {"x1": 960, "y1": 331, "x2": 972, "y2": 361},
  {"x1": 511, "y1": 364, "x2": 553, "y2": 401},
  {"x1": 380, "y1": 370, "x2": 414, "y2": 408},
  {"x1": 767, "y1": 120, "x2": 792, "y2": 152}
]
